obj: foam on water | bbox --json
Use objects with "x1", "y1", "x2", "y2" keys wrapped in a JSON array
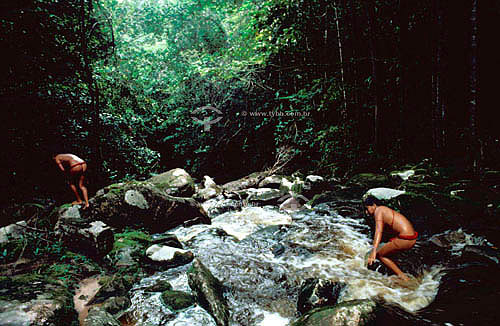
[
  {"x1": 211, "y1": 206, "x2": 292, "y2": 240},
  {"x1": 127, "y1": 204, "x2": 482, "y2": 325},
  {"x1": 254, "y1": 309, "x2": 289, "y2": 326}
]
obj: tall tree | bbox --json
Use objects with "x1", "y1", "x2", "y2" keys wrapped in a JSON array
[{"x1": 468, "y1": 0, "x2": 480, "y2": 172}]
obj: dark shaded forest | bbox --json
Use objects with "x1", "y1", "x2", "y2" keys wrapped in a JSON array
[{"x1": 1, "y1": 0, "x2": 499, "y2": 211}]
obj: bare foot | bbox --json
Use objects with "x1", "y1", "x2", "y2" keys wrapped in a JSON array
[
  {"x1": 72, "y1": 201, "x2": 83, "y2": 205},
  {"x1": 82, "y1": 203, "x2": 89, "y2": 210},
  {"x1": 399, "y1": 273, "x2": 410, "y2": 282}
]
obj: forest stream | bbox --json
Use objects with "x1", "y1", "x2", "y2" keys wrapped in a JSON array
[{"x1": 121, "y1": 202, "x2": 489, "y2": 326}]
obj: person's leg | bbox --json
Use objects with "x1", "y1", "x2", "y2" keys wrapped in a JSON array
[
  {"x1": 78, "y1": 174, "x2": 89, "y2": 209},
  {"x1": 376, "y1": 241, "x2": 408, "y2": 280},
  {"x1": 69, "y1": 182, "x2": 83, "y2": 204}
]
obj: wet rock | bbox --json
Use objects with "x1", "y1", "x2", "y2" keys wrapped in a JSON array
[
  {"x1": 54, "y1": 219, "x2": 114, "y2": 259},
  {"x1": 83, "y1": 306, "x2": 120, "y2": 326},
  {"x1": 364, "y1": 187, "x2": 405, "y2": 201},
  {"x1": 258, "y1": 175, "x2": 284, "y2": 189},
  {"x1": 161, "y1": 290, "x2": 195, "y2": 311},
  {"x1": 429, "y1": 230, "x2": 466, "y2": 248},
  {"x1": 89, "y1": 274, "x2": 138, "y2": 305},
  {"x1": 279, "y1": 195, "x2": 309, "y2": 211},
  {"x1": 187, "y1": 258, "x2": 230, "y2": 326},
  {"x1": 145, "y1": 245, "x2": 194, "y2": 268},
  {"x1": 235, "y1": 187, "x2": 284, "y2": 204},
  {"x1": 100, "y1": 296, "x2": 131, "y2": 316},
  {"x1": 461, "y1": 245, "x2": 500, "y2": 265},
  {"x1": 151, "y1": 233, "x2": 183, "y2": 249},
  {"x1": 147, "y1": 168, "x2": 195, "y2": 197},
  {"x1": 222, "y1": 172, "x2": 267, "y2": 192},
  {"x1": 143, "y1": 280, "x2": 172, "y2": 293},
  {"x1": 297, "y1": 278, "x2": 346, "y2": 315},
  {"x1": 390, "y1": 170, "x2": 415, "y2": 182},
  {"x1": 108, "y1": 230, "x2": 152, "y2": 268},
  {"x1": 196, "y1": 176, "x2": 223, "y2": 201},
  {"x1": 0, "y1": 274, "x2": 78, "y2": 326},
  {"x1": 347, "y1": 173, "x2": 389, "y2": 190},
  {"x1": 303, "y1": 175, "x2": 330, "y2": 198},
  {"x1": 291, "y1": 299, "x2": 376, "y2": 326},
  {"x1": 0, "y1": 221, "x2": 26, "y2": 244},
  {"x1": 201, "y1": 197, "x2": 242, "y2": 218},
  {"x1": 77, "y1": 181, "x2": 209, "y2": 233},
  {"x1": 280, "y1": 176, "x2": 305, "y2": 195}
]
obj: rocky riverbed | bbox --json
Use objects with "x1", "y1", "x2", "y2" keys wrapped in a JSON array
[{"x1": 1, "y1": 161, "x2": 499, "y2": 325}]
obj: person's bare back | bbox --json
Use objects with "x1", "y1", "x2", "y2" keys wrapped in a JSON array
[
  {"x1": 364, "y1": 196, "x2": 418, "y2": 281},
  {"x1": 53, "y1": 153, "x2": 89, "y2": 209}
]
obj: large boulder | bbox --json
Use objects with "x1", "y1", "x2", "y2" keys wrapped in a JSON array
[
  {"x1": 291, "y1": 299, "x2": 376, "y2": 326},
  {"x1": 76, "y1": 181, "x2": 209, "y2": 233},
  {"x1": 0, "y1": 274, "x2": 78, "y2": 326},
  {"x1": 54, "y1": 215, "x2": 114, "y2": 259},
  {"x1": 187, "y1": 259, "x2": 230, "y2": 326},
  {"x1": 147, "y1": 168, "x2": 195, "y2": 197}
]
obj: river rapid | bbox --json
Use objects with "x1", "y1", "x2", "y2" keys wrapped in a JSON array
[{"x1": 123, "y1": 202, "x2": 491, "y2": 326}]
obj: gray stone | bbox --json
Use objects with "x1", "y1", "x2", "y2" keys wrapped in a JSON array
[
  {"x1": 291, "y1": 299, "x2": 376, "y2": 326},
  {"x1": 77, "y1": 181, "x2": 209, "y2": 233},
  {"x1": 145, "y1": 245, "x2": 194, "y2": 268},
  {"x1": 124, "y1": 190, "x2": 149, "y2": 209},
  {"x1": 83, "y1": 306, "x2": 120, "y2": 326},
  {"x1": 147, "y1": 168, "x2": 195, "y2": 197},
  {"x1": 297, "y1": 279, "x2": 346, "y2": 315},
  {"x1": 0, "y1": 221, "x2": 26, "y2": 244},
  {"x1": 187, "y1": 259, "x2": 230, "y2": 326},
  {"x1": 364, "y1": 188, "x2": 405, "y2": 200}
]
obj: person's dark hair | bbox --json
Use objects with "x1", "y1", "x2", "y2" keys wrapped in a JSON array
[{"x1": 363, "y1": 196, "x2": 381, "y2": 206}]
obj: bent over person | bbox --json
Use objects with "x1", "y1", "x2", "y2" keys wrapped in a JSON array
[
  {"x1": 364, "y1": 196, "x2": 418, "y2": 281},
  {"x1": 53, "y1": 153, "x2": 89, "y2": 209}
]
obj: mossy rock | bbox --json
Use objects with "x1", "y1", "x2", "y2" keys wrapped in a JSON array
[
  {"x1": 291, "y1": 299, "x2": 376, "y2": 326},
  {"x1": 143, "y1": 280, "x2": 172, "y2": 293},
  {"x1": 347, "y1": 173, "x2": 389, "y2": 189},
  {"x1": 91, "y1": 272, "x2": 140, "y2": 305},
  {"x1": 0, "y1": 273, "x2": 78, "y2": 326},
  {"x1": 161, "y1": 290, "x2": 195, "y2": 311},
  {"x1": 147, "y1": 168, "x2": 195, "y2": 197},
  {"x1": 111, "y1": 230, "x2": 152, "y2": 254}
]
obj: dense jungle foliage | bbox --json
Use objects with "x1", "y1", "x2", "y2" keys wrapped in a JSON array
[{"x1": 1, "y1": 0, "x2": 499, "y2": 210}]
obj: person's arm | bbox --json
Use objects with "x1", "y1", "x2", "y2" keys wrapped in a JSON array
[
  {"x1": 368, "y1": 209, "x2": 384, "y2": 265},
  {"x1": 54, "y1": 157, "x2": 65, "y2": 172}
]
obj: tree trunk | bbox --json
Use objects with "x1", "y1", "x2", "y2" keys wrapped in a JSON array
[
  {"x1": 469, "y1": 0, "x2": 480, "y2": 172},
  {"x1": 81, "y1": 0, "x2": 102, "y2": 185},
  {"x1": 365, "y1": 1, "x2": 383, "y2": 154},
  {"x1": 397, "y1": 0, "x2": 409, "y2": 156},
  {"x1": 333, "y1": 1, "x2": 348, "y2": 130},
  {"x1": 431, "y1": 0, "x2": 446, "y2": 159}
]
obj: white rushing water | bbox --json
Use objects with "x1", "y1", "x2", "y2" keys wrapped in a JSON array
[{"x1": 127, "y1": 204, "x2": 451, "y2": 325}]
